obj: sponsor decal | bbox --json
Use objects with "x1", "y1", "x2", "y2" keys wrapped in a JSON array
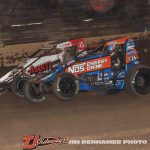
[
  {"x1": 23, "y1": 135, "x2": 66, "y2": 149},
  {"x1": 132, "y1": 70, "x2": 139, "y2": 84},
  {"x1": 65, "y1": 56, "x2": 111, "y2": 75},
  {"x1": 56, "y1": 41, "x2": 72, "y2": 50},
  {"x1": 56, "y1": 39, "x2": 85, "y2": 51},
  {"x1": 126, "y1": 40, "x2": 135, "y2": 50},
  {"x1": 127, "y1": 45, "x2": 135, "y2": 50},
  {"x1": 97, "y1": 72, "x2": 112, "y2": 81},
  {"x1": 126, "y1": 54, "x2": 139, "y2": 64},
  {"x1": 126, "y1": 50, "x2": 137, "y2": 55},
  {"x1": 30, "y1": 62, "x2": 52, "y2": 75}
]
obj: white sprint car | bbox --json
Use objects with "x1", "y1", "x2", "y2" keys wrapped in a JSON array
[{"x1": 0, "y1": 38, "x2": 86, "y2": 97}]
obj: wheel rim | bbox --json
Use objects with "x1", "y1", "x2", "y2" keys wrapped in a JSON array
[
  {"x1": 59, "y1": 77, "x2": 76, "y2": 96},
  {"x1": 30, "y1": 83, "x2": 44, "y2": 99},
  {"x1": 136, "y1": 75, "x2": 146, "y2": 89},
  {"x1": 132, "y1": 70, "x2": 150, "y2": 95}
]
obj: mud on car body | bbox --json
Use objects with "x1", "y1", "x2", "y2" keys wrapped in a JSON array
[
  {"x1": 0, "y1": 38, "x2": 85, "y2": 97},
  {"x1": 23, "y1": 37, "x2": 150, "y2": 103}
]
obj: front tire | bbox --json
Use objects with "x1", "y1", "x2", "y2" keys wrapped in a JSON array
[
  {"x1": 0, "y1": 84, "x2": 7, "y2": 96},
  {"x1": 23, "y1": 80, "x2": 46, "y2": 103},
  {"x1": 52, "y1": 73, "x2": 79, "y2": 101},
  {"x1": 125, "y1": 65, "x2": 150, "y2": 96},
  {"x1": 11, "y1": 76, "x2": 28, "y2": 98}
]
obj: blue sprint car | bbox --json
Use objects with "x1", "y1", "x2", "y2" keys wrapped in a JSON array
[{"x1": 23, "y1": 37, "x2": 150, "y2": 103}]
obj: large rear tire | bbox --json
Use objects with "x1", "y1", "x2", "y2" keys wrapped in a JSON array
[
  {"x1": 52, "y1": 73, "x2": 79, "y2": 101},
  {"x1": 125, "y1": 65, "x2": 150, "y2": 96},
  {"x1": 11, "y1": 76, "x2": 28, "y2": 98},
  {"x1": 23, "y1": 80, "x2": 46, "y2": 103}
]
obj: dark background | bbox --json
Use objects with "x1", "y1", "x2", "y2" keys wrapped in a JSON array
[{"x1": 0, "y1": 0, "x2": 149, "y2": 45}]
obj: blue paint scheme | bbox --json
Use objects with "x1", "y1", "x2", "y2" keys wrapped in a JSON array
[
  {"x1": 78, "y1": 68, "x2": 126, "y2": 91},
  {"x1": 40, "y1": 38, "x2": 140, "y2": 93},
  {"x1": 41, "y1": 65, "x2": 63, "y2": 82}
]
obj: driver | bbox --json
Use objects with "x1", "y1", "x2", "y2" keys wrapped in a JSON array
[{"x1": 108, "y1": 44, "x2": 123, "y2": 68}]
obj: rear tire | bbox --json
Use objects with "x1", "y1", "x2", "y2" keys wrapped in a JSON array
[
  {"x1": 125, "y1": 65, "x2": 150, "y2": 96},
  {"x1": 52, "y1": 73, "x2": 79, "y2": 101},
  {"x1": 23, "y1": 80, "x2": 46, "y2": 103}
]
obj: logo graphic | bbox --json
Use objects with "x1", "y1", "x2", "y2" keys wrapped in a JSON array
[
  {"x1": 29, "y1": 62, "x2": 53, "y2": 75},
  {"x1": 66, "y1": 56, "x2": 111, "y2": 75},
  {"x1": 23, "y1": 135, "x2": 66, "y2": 149}
]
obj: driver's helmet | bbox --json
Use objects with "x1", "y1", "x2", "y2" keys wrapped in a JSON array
[
  {"x1": 108, "y1": 45, "x2": 114, "y2": 51},
  {"x1": 107, "y1": 45, "x2": 115, "y2": 55}
]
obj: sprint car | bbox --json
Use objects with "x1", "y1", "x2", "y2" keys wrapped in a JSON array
[
  {"x1": 23, "y1": 37, "x2": 150, "y2": 103},
  {"x1": 0, "y1": 38, "x2": 86, "y2": 97}
]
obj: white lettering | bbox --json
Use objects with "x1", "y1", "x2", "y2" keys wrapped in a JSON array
[
  {"x1": 123, "y1": 140, "x2": 147, "y2": 145},
  {"x1": 68, "y1": 140, "x2": 80, "y2": 144},
  {"x1": 68, "y1": 63, "x2": 86, "y2": 73}
]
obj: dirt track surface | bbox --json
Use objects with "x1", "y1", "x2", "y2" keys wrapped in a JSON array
[{"x1": 0, "y1": 91, "x2": 150, "y2": 150}]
